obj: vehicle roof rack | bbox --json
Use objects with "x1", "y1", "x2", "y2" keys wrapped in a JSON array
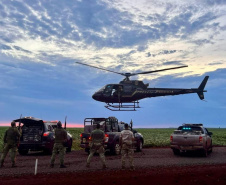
[{"x1": 182, "y1": 123, "x2": 203, "y2": 126}]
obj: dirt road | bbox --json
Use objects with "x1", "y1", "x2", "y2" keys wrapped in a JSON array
[{"x1": 1, "y1": 147, "x2": 226, "y2": 184}]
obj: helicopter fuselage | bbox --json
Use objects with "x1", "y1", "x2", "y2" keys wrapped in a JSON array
[
  {"x1": 75, "y1": 62, "x2": 208, "y2": 111},
  {"x1": 92, "y1": 77, "x2": 208, "y2": 103}
]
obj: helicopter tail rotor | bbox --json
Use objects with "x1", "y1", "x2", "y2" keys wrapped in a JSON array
[{"x1": 197, "y1": 76, "x2": 209, "y2": 100}]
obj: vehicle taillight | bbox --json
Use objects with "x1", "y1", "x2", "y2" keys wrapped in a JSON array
[
  {"x1": 80, "y1": 134, "x2": 83, "y2": 138},
  {"x1": 105, "y1": 134, "x2": 109, "y2": 143},
  {"x1": 170, "y1": 135, "x2": 173, "y2": 142},
  {"x1": 199, "y1": 136, "x2": 203, "y2": 142},
  {"x1": 43, "y1": 132, "x2": 50, "y2": 137},
  {"x1": 88, "y1": 136, "x2": 91, "y2": 140}
]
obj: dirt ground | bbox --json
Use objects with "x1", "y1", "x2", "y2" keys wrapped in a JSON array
[
  {"x1": 1, "y1": 164, "x2": 226, "y2": 185},
  {"x1": 1, "y1": 147, "x2": 226, "y2": 185}
]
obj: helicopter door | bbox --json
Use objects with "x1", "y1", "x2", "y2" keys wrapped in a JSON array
[
  {"x1": 103, "y1": 85, "x2": 113, "y2": 97},
  {"x1": 104, "y1": 85, "x2": 123, "y2": 99},
  {"x1": 112, "y1": 85, "x2": 123, "y2": 99}
]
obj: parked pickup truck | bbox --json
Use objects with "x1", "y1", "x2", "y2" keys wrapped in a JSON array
[
  {"x1": 170, "y1": 124, "x2": 213, "y2": 157},
  {"x1": 80, "y1": 117, "x2": 144, "y2": 155}
]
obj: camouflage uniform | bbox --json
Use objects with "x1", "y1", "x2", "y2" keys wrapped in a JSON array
[
  {"x1": 86, "y1": 128, "x2": 106, "y2": 168},
  {"x1": 0, "y1": 127, "x2": 21, "y2": 167},
  {"x1": 50, "y1": 127, "x2": 67, "y2": 167},
  {"x1": 120, "y1": 128, "x2": 134, "y2": 169}
]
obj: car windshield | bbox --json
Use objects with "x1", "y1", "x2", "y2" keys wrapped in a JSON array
[
  {"x1": 98, "y1": 121, "x2": 105, "y2": 126},
  {"x1": 44, "y1": 121, "x2": 57, "y2": 128},
  {"x1": 178, "y1": 126, "x2": 203, "y2": 134},
  {"x1": 51, "y1": 124, "x2": 57, "y2": 128}
]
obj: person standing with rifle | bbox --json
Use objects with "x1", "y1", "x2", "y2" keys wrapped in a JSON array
[
  {"x1": 86, "y1": 123, "x2": 107, "y2": 169},
  {"x1": 50, "y1": 121, "x2": 67, "y2": 168},
  {"x1": 0, "y1": 121, "x2": 21, "y2": 168}
]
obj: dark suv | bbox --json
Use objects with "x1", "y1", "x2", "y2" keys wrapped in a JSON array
[
  {"x1": 14, "y1": 117, "x2": 55, "y2": 155},
  {"x1": 14, "y1": 117, "x2": 73, "y2": 155}
]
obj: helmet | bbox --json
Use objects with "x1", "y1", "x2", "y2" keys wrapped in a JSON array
[
  {"x1": 124, "y1": 123, "x2": 129, "y2": 128},
  {"x1": 11, "y1": 121, "x2": 16, "y2": 127},
  {"x1": 57, "y1": 121, "x2": 62, "y2": 127}
]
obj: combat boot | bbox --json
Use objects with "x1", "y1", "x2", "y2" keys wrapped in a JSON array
[
  {"x1": 86, "y1": 163, "x2": 90, "y2": 168},
  {"x1": 0, "y1": 161, "x2": 4, "y2": 168},
  {"x1": 102, "y1": 164, "x2": 107, "y2": 169},
  {"x1": 11, "y1": 163, "x2": 17, "y2": 168},
  {"x1": 130, "y1": 166, "x2": 135, "y2": 171},
  {"x1": 60, "y1": 164, "x2": 66, "y2": 168}
]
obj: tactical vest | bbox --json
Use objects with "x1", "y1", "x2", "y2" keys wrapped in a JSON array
[
  {"x1": 5, "y1": 127, "x2": 20, "y2": 145},
  {"x1": 91, "y1": 129, "x2": 105, "y2": 143},
  {"x1": 54, "y1": 127, "x2": 67, "y2": 143},
  {"x1": 120, "y1": 129, "x2": 134, "y2": 145}
]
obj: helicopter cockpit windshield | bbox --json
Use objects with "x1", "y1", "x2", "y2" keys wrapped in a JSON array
[{"x1": 96, "y1": 86, "x2": 105, "y2": 93}]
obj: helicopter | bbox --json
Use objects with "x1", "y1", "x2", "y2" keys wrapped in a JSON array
[{"x1": 75, "y1": 62, "x2": 209, "y2": 111}]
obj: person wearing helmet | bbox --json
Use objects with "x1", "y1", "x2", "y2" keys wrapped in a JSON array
[
  {"x1": 0, "y1": 121, "x2": 21, "y2": 168},
  {"x1": 50, "y1": 121, "x2": 67, "y2": 168}
]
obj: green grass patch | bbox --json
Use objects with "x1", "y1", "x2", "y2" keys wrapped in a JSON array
[
  {"x1": 0, "y1": 127, "x2": 226, "y2": 152},
  {"x1": 67, "y1": 128, "x2": 83, "y2": 151},
  {"x1": 136, "y1": 128, "x2": 175, "y2": 147}
]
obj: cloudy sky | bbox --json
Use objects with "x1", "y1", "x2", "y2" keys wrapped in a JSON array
[{"x1": 0, "y1": 0, "x2": 226, "y2": 128}]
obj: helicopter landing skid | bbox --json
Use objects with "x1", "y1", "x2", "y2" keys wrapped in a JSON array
[{"x1": 105, "y1": 101, "x2": 140, "y2": 111}]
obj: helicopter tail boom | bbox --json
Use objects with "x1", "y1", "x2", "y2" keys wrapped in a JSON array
[{"x1": 197, "y1": 76, "x2": 209, "y2": 100}]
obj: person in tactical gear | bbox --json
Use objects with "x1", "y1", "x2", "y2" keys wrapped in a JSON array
[
  {"x1": 119, "y1": 123, "x2": 135, "y2": 170},
  {"x1": 0, "y1": 121, "x2": 21, "y2": 168},
  {"x1": 50, "y1": 121, "x2": 67, "y2": 168},
  {"x1": 86, "y1": 123, "x2": 107, "y2": 169}
]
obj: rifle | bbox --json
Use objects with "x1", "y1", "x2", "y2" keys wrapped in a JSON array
[
  {"x1": 63, "y1": 116, "x2": 68, "y2": 147},
  {"x1": 64, "y1": 116, "x2": 67, "y2": 129},
  {"x1": 130, "y1": 119, "x2": 133, "y2": 130}
]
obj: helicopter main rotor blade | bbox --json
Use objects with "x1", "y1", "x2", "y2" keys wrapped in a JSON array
[
  {"x1": 75, "y1": 62, "x2": 125, "y2": 76},
  {"x1": 129, "y1": 65, "x2": 188, "y2": 76},
  {"x1": 76, "y1": 62, "x2": 188, "y2": 78}
]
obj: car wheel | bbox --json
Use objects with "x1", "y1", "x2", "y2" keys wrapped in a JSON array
[
  {"x1": 66, "y1": 147, "x2": 71, "y2": 152},
  {"x1": 202, "y1": 148, "x2": 208, "y2": 157},
  {"x1": 113, "y1": 141, "x2": 121, "y2": 155},
  {"x1": 172, "y1": 149, "x2": 180, "y2": 155},
  {"x1": 85, "y1": 148, "x2": 90, "y2": 154},
  {"x1": 209, "y1": 142, "x2": 213, "y2": 153},
  {"x1": 66, "y1": 139, "x2": 72, "y2": 152},
  {"x1": 209, "y1": 146, "x2": 213, "y2": 153},
  {"x1": 18, "y1": 149, "x2": 29, "y2": 155},
  {"x1": 136, "y1": 140, "x2": 143, "y2": 152}
]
